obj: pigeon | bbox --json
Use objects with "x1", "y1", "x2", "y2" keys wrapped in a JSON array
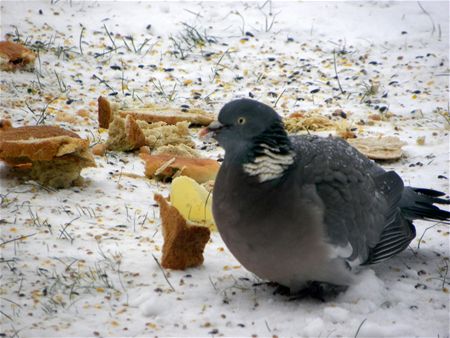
[{"x1": 203, "y1": 98, "x2": 450, "y2": 294}]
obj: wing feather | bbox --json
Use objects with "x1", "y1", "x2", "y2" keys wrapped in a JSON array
[{"x1": 290, "y1": 135, "x2": 413, "y2": 266}]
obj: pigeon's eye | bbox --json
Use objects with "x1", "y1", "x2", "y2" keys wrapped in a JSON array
[{"x1": 237, "y1": 117, "x2": 246, "y2": 125}]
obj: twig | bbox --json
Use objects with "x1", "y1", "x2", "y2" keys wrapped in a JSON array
[
  {"x1": 274, "y1": 88, "x2": 286, "y2": 108},
  {"x1": 137, "y1": 38, "x2": 151, "y2": 54},
  {"x1": 208, "y1": 276, "x2": 217, "y2": 291},
  {"x1": 417, "y1": 2, "x2": 436, "y2": 35},
  {"x1": 184, "y1": 8, "x2": 203, "y2": 18},
  {"x1": 54, "y1": 71, "x2": 67, "y2": 93},
  {"x1": 0, "y1": 233, "x2": 36, "y2": 247},
  {"x1": 79, "y1": 26, "x2": 85, "y2": 55},
  {"x1": 333, "y1": 49, "x2": 345, "y2": 95},
  {"x1": 354, "y1": 318, "x2": 367, "y2": 338},
  {"x1": 440, "y1": 259, "x2": 449, "y2": 289},
  {"x1": 0, "y1": 310, "x2": 13, "y2": 321},
  {"x1": 211, "y1": 48, "x2": 229, "y2": 83},
  {"x1": 17, "y1": 276, "x2": 24, "y2": 295},
  {"x1": 34, "y1": 70, "x2": 44, "y2": 90},
  {"x1": 417, "y1": 223, "x2": 438, "y2": 250},
  {"x1": 121, "y1": 36, "x2": 132, "y2": 52},
  {"x1": 152, "y1": 254, "x2": 175, "y2": 291},
  {"x1": 103, "y1": 24, "x2": 117, "y2": 50},
  {"x1": 92, "y1": 74, "x2": 114, "y2": 91},
  {"x1": 235, "y1": 11, "x2": 246, "y2": 35}
]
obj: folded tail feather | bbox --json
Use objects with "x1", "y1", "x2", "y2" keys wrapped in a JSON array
[{"x1": 399, "y1": 187, "x2": 450, "y2": 222}]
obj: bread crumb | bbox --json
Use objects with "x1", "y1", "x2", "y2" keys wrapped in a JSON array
[
  {"x1": 416, "y1": 136, "x2": 426, "y2": 145},
  {"x1": 91, "y1": 143, "x2": 107, "y2": 156}
]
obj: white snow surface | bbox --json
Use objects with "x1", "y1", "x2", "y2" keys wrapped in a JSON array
[{"x1": 0, "y1": 1, "x2": 449, "y2": 337}]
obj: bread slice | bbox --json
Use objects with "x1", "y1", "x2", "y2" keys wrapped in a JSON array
[
  {"x1": 0, "y1": 125, "x2": 95, "y2": 188},
  {"x1": 141, "y1": 153, "x2": 219, "y2": 183},
  {"x1": 0, "y1": 41, "x2": 36, "y2": 71},
  {"x1": 154, "y1": 193, "x2": 210, "y2": 270},
  {"x1": 98, "y1": 96, "x2": 214, "y2": 128}
]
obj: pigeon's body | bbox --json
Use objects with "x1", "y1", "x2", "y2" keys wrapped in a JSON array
[{"x1": 208, "y1": 99, "x2": 449, "y2": 291}]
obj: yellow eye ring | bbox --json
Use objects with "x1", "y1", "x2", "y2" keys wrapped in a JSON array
[{"x1": 237, "y1": 117, "x2": 246, "y2": 125}]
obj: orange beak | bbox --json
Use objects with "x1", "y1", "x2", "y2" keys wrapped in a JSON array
[{"x1": 199, "y1": 121, "x2": 224, "y2": 139}]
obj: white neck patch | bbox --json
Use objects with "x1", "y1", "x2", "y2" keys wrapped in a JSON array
[{"x1": 243, "y1": 144, "x2": 295, "y2": 183}]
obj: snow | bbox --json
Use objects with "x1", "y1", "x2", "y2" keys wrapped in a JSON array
[{"x1": 1, "y1": 1, "x2": 449, "y2": 337}]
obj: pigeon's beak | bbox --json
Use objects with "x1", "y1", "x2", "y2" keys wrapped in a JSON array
[{"x1": 199, "y1": 120, "x2": 224, "y2": 139}]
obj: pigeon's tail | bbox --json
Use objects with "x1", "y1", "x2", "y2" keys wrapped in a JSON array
[{"x1": 399, "y1": 187, "x2": 450, "y2": 223}]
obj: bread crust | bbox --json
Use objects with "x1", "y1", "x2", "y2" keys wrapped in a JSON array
[
  {"x1": 154, "y1": 193, "x2": 210, "y2": 270},
  {"x1": 98, "y1": 96, "x2": 112, "y2": 129},
  {"x1": 0, "y1": 41, "x2": 36, "y2": 71},
  {"x1": 0, "y1": 125, "x2": 92, "y2": 162},
  {"x1": 141, "y1": 153, "x2": 219, "y2": 183},
  {"x1": 98, "y1": 96, "x2": 214, "y2": 127}
]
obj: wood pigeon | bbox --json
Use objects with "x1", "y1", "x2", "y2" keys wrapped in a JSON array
[{"x1": 203, "y1": 98, "x2": 449, "y2": 294}]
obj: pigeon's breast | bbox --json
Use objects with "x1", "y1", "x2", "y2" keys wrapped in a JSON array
[{"x1": 213, "y1": 170, "x2": 343, "y2": 287}]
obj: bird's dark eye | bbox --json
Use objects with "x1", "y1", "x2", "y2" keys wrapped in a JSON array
[{"x1": 237, "y1": 117, "x2": 246, "y2": 125}]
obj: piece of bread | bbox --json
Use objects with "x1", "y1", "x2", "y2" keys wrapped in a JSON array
[
  {"x1": 154, "y1": 193, "x2": 210, "y2": 270},
  {"x1": 106, "y1": 114, "x2": 146, "y2": 151},
  {"x1": 0, "y1": 41, "x2": 36, "y2": 71},
  {"x1": 0, "y1": 125, "x2": 95, "y2": 188},
  {"x1": 98, "y1": 96, "x2": 214, "y2": 127},
  {"x1": 91, "y1": 143, "x2": 107, "y2": 156},
  {"x1": 141, "y1": 153, "x2": 220, "y2": 183},
  {"x1": 347, "y1": 136, "x2": 406, "y2": 160},
  {"x1": 0, "y1": 119, "x2": 12, "y2": 131},
  {"x1": 98, "y1": 96, "x2": 113, "y2": 129},
  {"x1": 136, "y1": 120, "x2": 194, "y2": 149}
]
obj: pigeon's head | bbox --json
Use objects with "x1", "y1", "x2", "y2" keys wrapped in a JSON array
[{"x1": 203, "y1": 99, "x2": 284, "y2": 152}]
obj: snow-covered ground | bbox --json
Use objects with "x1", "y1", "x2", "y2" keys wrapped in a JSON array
[{"x1": 0, "y1": 1, "x2": 449, "y2": 337}]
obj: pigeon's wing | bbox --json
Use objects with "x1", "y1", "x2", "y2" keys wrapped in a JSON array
[{"x1": 291, "y1": 135, "x2": 412, "y2": 265}]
